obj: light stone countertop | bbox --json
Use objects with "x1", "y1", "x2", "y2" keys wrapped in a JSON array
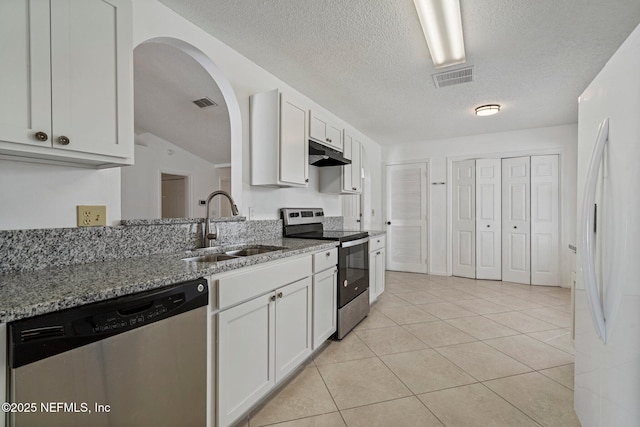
[{"x1": 0, "y1": 238, "x2": 337, "y2": 323}]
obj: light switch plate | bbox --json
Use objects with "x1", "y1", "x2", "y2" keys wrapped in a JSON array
[{"x1": 77, "y1": 205, "x2": 106, "y2": 227}]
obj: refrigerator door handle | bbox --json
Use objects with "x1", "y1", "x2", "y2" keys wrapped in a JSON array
[{"x1": 581, "y1": 117, "x2": 609, "y2": 343}]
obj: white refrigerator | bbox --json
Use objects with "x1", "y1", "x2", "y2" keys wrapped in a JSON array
[{"x1": 575, "y1": 22, "x2": 640, "y2": 426}]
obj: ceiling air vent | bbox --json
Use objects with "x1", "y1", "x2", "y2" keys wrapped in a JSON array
[
  {"x1": 192, "y1": 97, "x2": 218, "y2": 109},
  {"x1": 432, "y1": 66, "x2": 474, "y2": 88}
]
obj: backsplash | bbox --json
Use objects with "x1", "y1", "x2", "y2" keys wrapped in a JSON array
[{"x1": 0, "y1": 216, "x2": 343, "y2": 274}]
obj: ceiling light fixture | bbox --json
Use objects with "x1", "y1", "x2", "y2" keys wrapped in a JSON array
[
  {"x1": 413, "y1": 0, "x2": 466, "y2": 69},
  {"x1": 475, "y1": 104, "x2": 501, "y2": 116}
]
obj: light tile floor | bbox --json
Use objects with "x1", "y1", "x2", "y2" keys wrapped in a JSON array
[{"x1": 241, "y1": 272, "x2": 580, "y2": 427}]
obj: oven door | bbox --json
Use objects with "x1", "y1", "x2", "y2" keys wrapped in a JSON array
[{"x1": 337, "y1": 237, "x2": 370, "y2": 308}]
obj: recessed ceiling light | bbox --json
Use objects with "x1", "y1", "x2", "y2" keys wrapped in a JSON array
[{"x1": 475, "y1": 104, "x2": 500, "y2": 116}]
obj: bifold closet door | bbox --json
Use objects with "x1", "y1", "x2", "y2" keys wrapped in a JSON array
[
  {"x1": 502, "y1": 157, "x2": 531, "y2": 284},
  {"x1": 531, "y1": 155, "x2": 560, "y2": 286},
  {"x1": 476, "y1": 159, "x2": 502, "y2": 280},
  {"x1": 452, "y1": 160, "x2": 476, "y2": 278}
]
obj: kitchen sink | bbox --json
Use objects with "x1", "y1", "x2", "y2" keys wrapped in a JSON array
[
  {"x1": 182, "y1": 253, "x2": 239, "y2": 263},
  {"x1": 182, "y1": 245, "x2": 287, "y2": 264},
  {"x1": 224, "y1": 246, "x2": 286, "y2": 257}
]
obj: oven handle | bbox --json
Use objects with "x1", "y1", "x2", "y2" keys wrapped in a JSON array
[{"x1": 340, "y1": 237, "x2": 370, "y2": 248}]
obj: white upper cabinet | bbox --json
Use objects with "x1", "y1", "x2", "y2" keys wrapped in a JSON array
[
  {"x1": 251, "y1": 89, "x2": 309, "y2": 187},
  {"x1": 319, "y1": 130, "x2": 362, "y2": 194},
  {"x1": 0, "y1": 0, "x2": 134, "y2": 167},
  {"x1": 309, "y1": 110, "x2": 343, "y2": 152}
]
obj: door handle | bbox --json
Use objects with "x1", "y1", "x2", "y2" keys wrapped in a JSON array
[{"x1": 581, "y1": 117, "x2": 609, "y2": 343}]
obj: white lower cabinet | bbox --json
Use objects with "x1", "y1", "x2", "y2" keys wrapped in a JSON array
[
  {"x1": 216, "y1": 256, "x2": 313, "y2": 427},
  {"x1": 312, "y1": 263, "x2": 338, "y2": 349},
  {"x1": 369, "y1": 236, "x2": 386, "y2": 303},
  {"x1": 0, "y1": 323, "x2": 5, "y2": 427}
]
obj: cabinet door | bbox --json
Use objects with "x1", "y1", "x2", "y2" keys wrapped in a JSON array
[
  {"x1": 326, "y1": 122, "x2": 343, "y2": 151},
  {"x1": 309, "y1": 111, "x2": 327, "y2": 142},
  {"x1": 0, "y1": 323, "x2": 5, "y2": 427},
  {"x1": 369, "y1": 248, "x2": 386, "y2": 303},
  {"x1": 342, "y1": 135, "x2": 354, "y2": 192},
  {"x1": 376, "y1": 248, "x2": 386, "y2": 297},
  {"x1": 369, "y1": 251, "x2": 377, "y2": 304},
  {"x1": 50, "y1": 0, "x2": 133, "y2": 158},
  {"x1": 313, "y1": 267, "x2": 337, "y2": 349},
  {"x1": 0, "y1": 0, "x2": 52, "y2": 147},
  {"x1": 279, "y1": 93, "x2": 308, "y2": 185},
  {"x1": 218, "y1": 294, "x2": 275, "y2": 427},
  {"x1": 275, "y1": 277, "x2": 312, "y2": 382},
  {"x1": 350, "y1": 139, "x2": 362, "y2": 193}
]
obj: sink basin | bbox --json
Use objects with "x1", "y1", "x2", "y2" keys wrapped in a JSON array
[
  {"x1": 225, "y1": 246, "x2": 287, "y2": 257},
  {"x1": 182, "y1": 253, "x2": 239, "y2": 263}
]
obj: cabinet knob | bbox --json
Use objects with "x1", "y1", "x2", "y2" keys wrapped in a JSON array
[
  {"x1": 269, "y1": 295, "x2": 276, "y2": 302},
  {"x1": 277, "y1": 292, "x2": 283, "y2": 299},
  {"x1": 386, "y1": 221, "x2": 391, "y2": 225},
  {"x1": 376, "y1": 251, "x2": 381, "y2": 255},
  {"x1": 305, "y1": 178, "x2": 309, "y2": 183},
  {"x1": 352, "y1": 187, "x2": 357, "y2": 190},
  {"x1": 57, "y1": 135, "x2": 70, "y2": 145},
  {"x1": 326, "y1": 252, "x2": 331, "y2": 257},
  {"x1": 513, "y1": 226, "x2": 517, "y2": 229},
  {"x1": 487, "y1": 225, "x2": 490, "y2": 228},
  {"x1": 35, "y1": 131, "x2": 49, "y2": 142}
]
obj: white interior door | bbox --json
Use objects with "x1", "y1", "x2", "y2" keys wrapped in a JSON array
[
  {"x1": 452, "y1": 160, "x2": 476, "y2": 278},
  {"x1": 502, "y1": 157, "x2": 531, "y2": 284},
  {"x1": 385, "y1": 163, "x2": 428, "y2": 273},
  {"x1": 531, "y1": 155, "x2": 560, "y2": 286},
  {"x1": 476, "y1": 159, "x2": 502, "y2": 280}
]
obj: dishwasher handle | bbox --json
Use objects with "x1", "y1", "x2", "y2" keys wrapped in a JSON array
[{"x1": 8, "y1": 278, "x2": 208, "y2": 369}]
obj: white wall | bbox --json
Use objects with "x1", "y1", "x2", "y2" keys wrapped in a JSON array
[
  {"x1": 121, "y1": 132, "x2": 220, "y2": 220},
  {"x1": 0, "y1": 0, "x2": 384, "y2": 230},
  {"x1": 0, "y1": 160, "x2": 121, "y2": 230},
  {"x1": 385, "y1": 124, "x2": 578, "y2": 287}
]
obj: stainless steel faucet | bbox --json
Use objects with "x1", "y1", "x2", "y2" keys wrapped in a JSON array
[{"x1": 204, "y1": 190, "x2": 239, "y2": 246}]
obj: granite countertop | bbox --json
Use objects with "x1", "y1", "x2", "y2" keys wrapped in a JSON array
[
  {"x1": 0, "y1": 238, "x2": 337, "y2": 323},
  {"x1": 366, "y1": 230, "x2": 386, "y2": 238}
]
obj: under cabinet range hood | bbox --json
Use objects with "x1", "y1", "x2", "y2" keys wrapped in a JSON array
[{"x1": 309, "y1": 141, "x2": 351, "y2": 167}]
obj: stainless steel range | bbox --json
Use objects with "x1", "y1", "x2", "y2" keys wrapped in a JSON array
[{"x1": 281, "y1": 208, "x2": 369, "y2": 339}]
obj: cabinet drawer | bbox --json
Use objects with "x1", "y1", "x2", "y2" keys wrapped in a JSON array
[
  {"x1": 369, "y1": 235, "x2": 386, "y2": 252},
  {"x1": 217, "y1": 256, "x2": 312, "y2": 309},
  {"x1": 313, "y1": 248, "x2": 337, "y2": 273}
]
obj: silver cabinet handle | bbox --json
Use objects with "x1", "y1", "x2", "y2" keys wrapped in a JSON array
[
  {"x1": 35, "y1": 131, "x2": 48, "y2": 141},
  {"x1": 58, "y1": 135, "x2": 70, "y2": 145},
  {"x1": 326, "y1": 252, "x2": 331, "y2": 257},
  {"x1": 269, "y1": 295, "x2": 276, "y2": 302},
  {"x1": 277, "y1": 292, "x2": 283, "y2": 299}
]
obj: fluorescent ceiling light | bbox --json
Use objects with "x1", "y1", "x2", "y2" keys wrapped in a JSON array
[
  {"x1": 413, "y1": 0, "x2": 466, "y2": 69},
  {"x1": 475, "y1": 104, "x2": 501, "y2": 116}
]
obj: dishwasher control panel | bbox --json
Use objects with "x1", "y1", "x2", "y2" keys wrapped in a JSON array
[
  {"x1": 8, "y1": 278, "x2": 208, "y2": 369},
  {"x1": 91, "y1": 294, "x2": 185, "y2": 333}
]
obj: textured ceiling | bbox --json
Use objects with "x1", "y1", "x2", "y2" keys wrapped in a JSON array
[
  {"x1": 134, "y1": 42, "x2": 231, "y2": 164},
  {"x1": 156, "y1": 0, "x2": 640, "y2": 145}
]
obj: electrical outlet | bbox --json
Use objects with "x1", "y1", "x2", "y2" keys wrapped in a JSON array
[{"x1": 77, "y1": 205, "x2": 106, "y2": 227}]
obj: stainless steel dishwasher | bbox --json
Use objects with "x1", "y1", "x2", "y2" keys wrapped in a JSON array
[{"x1": 6, "y1": 278, "x2": 208, "y2": 427}]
